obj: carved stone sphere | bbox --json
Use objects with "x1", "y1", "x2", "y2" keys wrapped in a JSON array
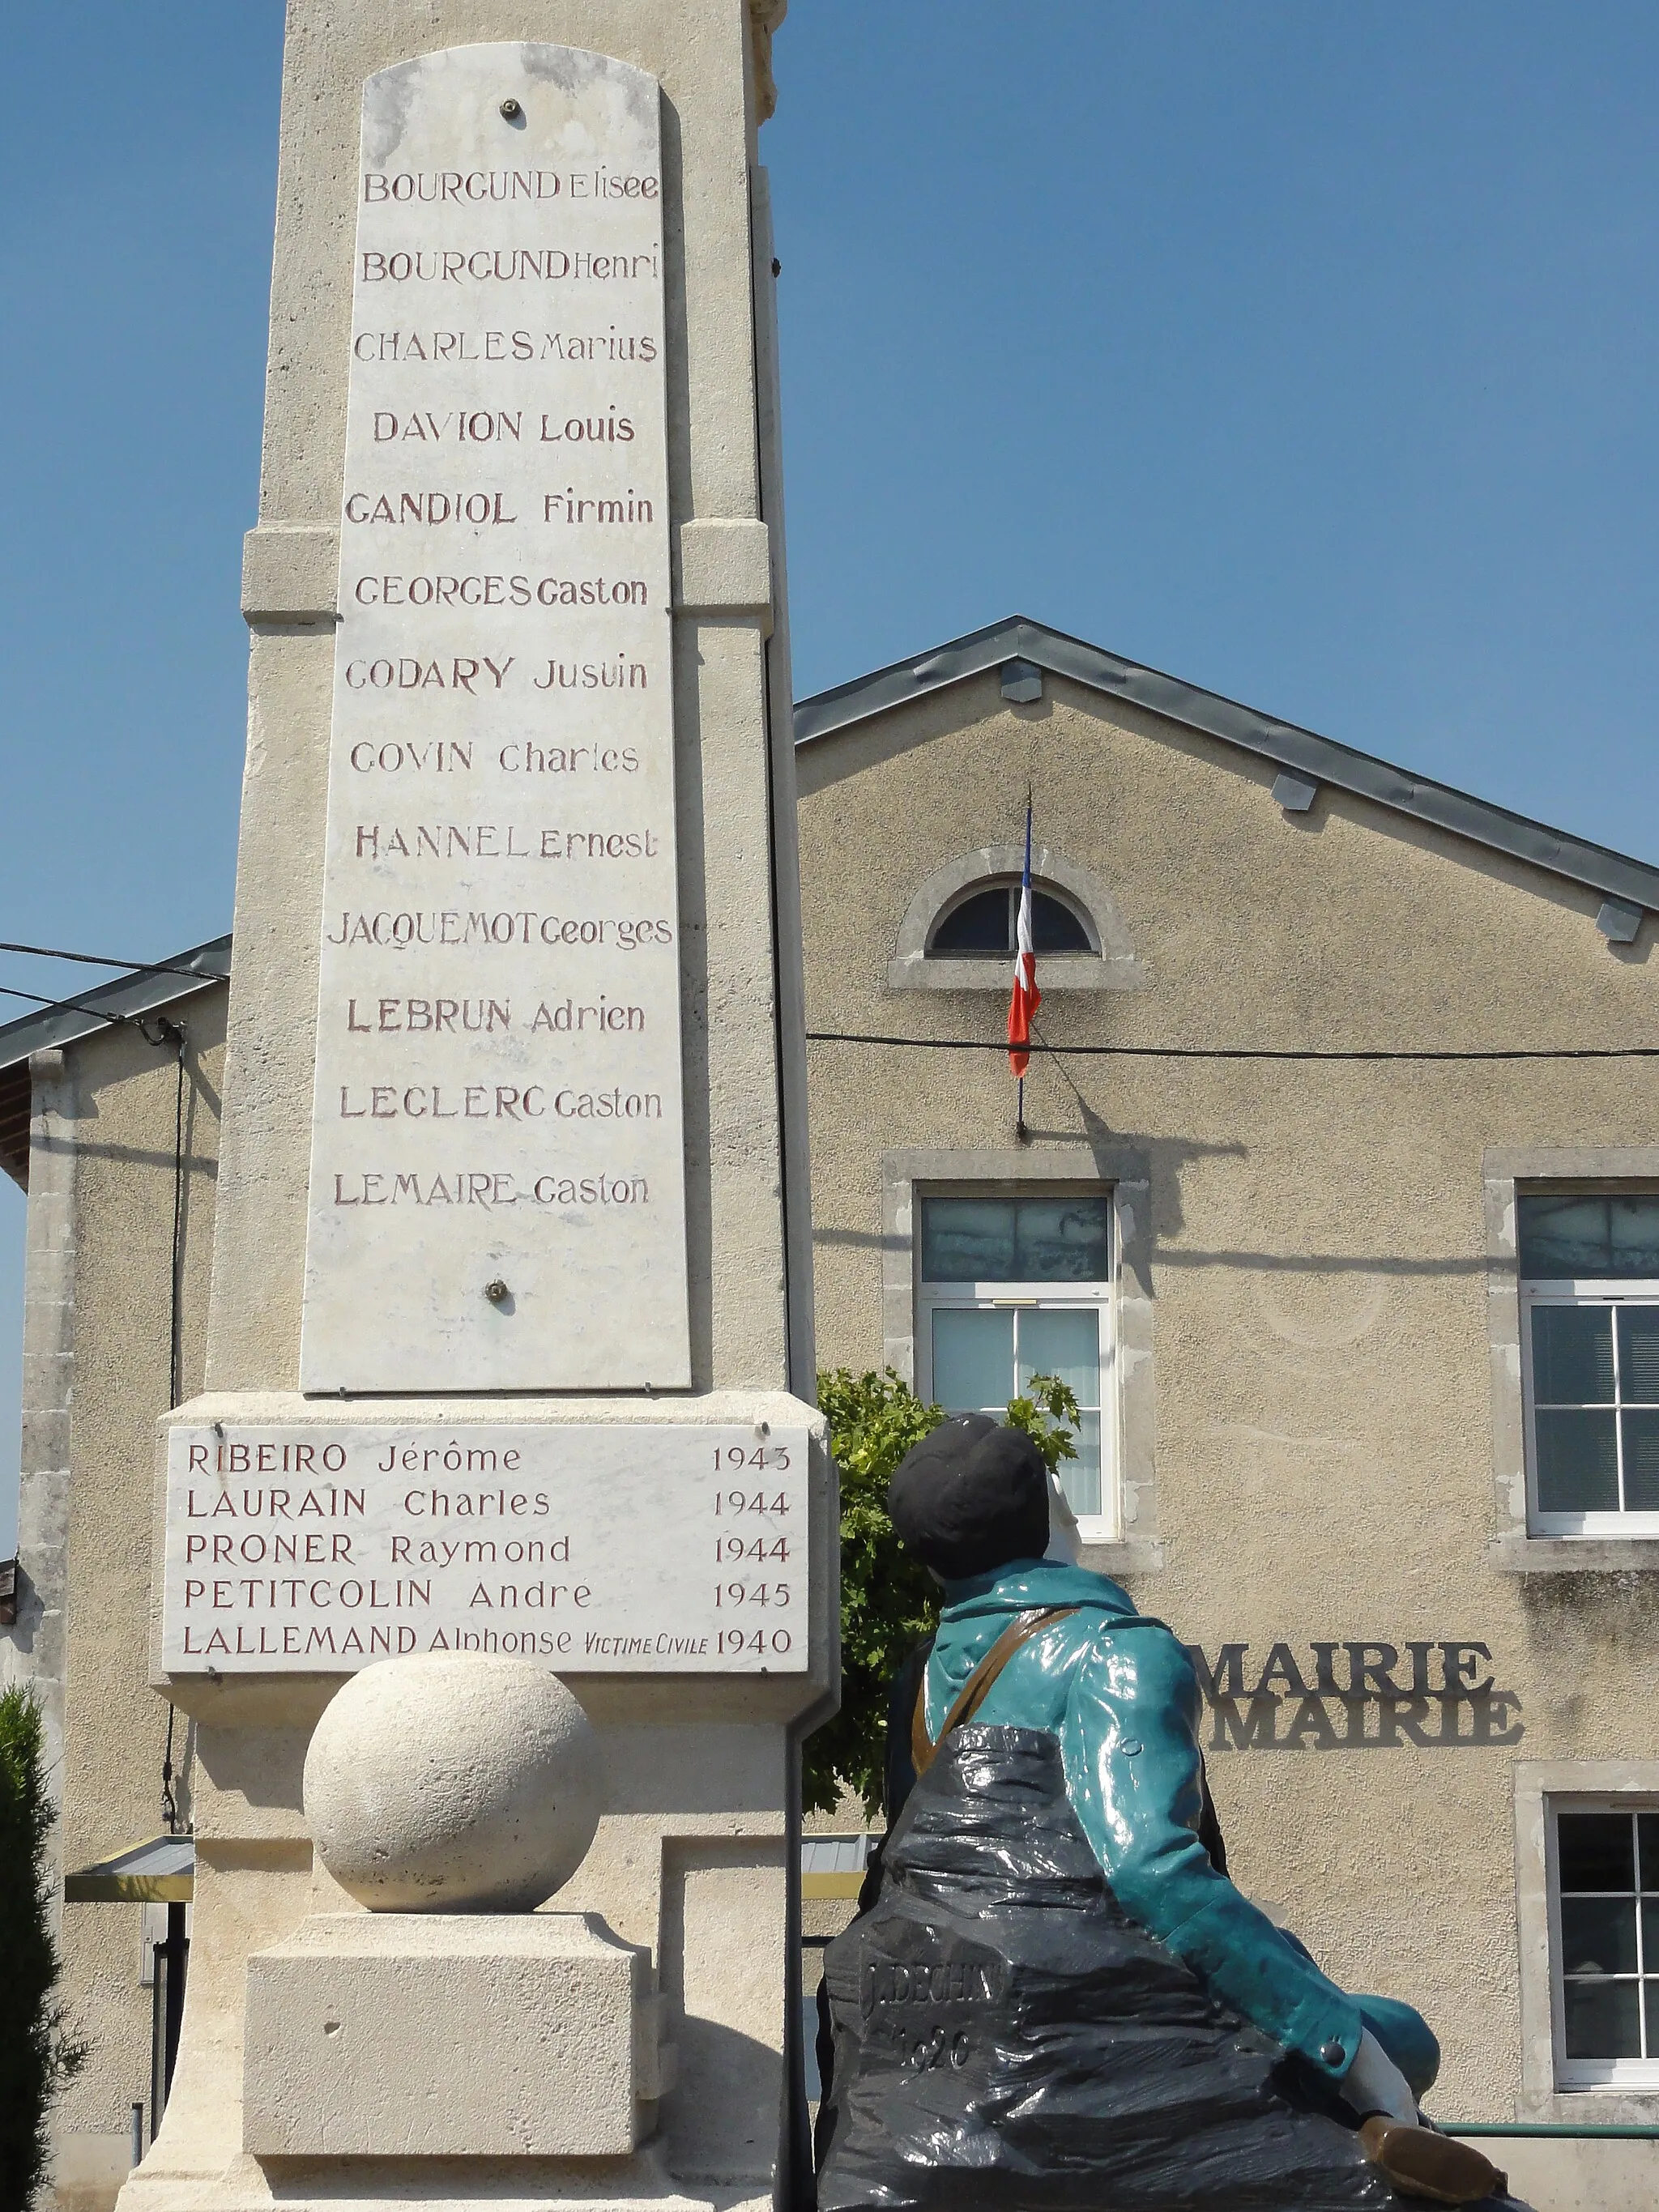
[{"x1": 304, "y1": 1652, "x2": 603, "y2": 1912}]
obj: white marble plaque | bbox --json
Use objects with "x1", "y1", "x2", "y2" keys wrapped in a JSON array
[
  {"x1": 301, "y1": 45, "x2": 688, "y2": 1392},
  {"x1": 162, "y1": 1423, "x2": 808, "y2": 1674}
]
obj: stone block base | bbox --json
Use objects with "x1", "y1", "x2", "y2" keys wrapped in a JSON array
[{"x1": 243, "y1": 1912, "x2": 647, "y2": 2158}]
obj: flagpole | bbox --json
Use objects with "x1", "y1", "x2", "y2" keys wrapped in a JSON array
[{"x1": 1013, "y1": 793, "x2": 1034, "y2": 1142}]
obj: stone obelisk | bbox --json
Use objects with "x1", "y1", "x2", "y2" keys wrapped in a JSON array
[{"x1": 127, "y1": 5, "x2": 828, "y2": 2208}]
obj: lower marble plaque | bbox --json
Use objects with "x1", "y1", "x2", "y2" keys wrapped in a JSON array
[{"x1": 161, "y1": 1422, "x2": 808, "y2": 1674}]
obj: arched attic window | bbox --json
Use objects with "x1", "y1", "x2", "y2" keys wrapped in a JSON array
[
  {"x1": 889, "y1": 844, "x2": 1145, "y2": 991},
  {"x1": 927, "y1": 880, "x2": 1095, "y2": 959}
]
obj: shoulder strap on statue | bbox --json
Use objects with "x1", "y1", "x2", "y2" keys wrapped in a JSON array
[{"x1": 911, "y1": 1605, "x2": 1079, "y2": 1775}]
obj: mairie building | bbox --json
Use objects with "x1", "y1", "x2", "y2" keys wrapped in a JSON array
[{"x1": 6, "y1": 616, "x2": 1659, "y2": 2210}]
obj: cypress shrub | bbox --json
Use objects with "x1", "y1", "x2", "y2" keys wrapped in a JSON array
[{"x1": 0, "y1": 1686, "x2": 87, "y2": 2212}]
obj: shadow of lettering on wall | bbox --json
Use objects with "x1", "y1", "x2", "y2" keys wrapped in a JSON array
[{"x1": 1184, "y1": 1641, "x2": 1524, "y2": 1752}]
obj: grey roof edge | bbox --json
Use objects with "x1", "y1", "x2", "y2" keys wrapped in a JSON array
[
  {"x1": 793, "y1": 616, "x2": 1659, "y2": 915},
  {"x1": 0, "y1": 935, "x2": 232, "y2": 1072}
]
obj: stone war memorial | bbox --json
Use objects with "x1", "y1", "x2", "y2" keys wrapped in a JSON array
[
  {"x1": 127, "y1": 6, "x2": 832, "y2": 2212},
  {"x1": 105, "y1": 6, "x2": 1546, "y2": 2212}
]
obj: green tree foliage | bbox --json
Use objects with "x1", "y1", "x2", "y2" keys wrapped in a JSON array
[
  {"x1": 804, "y1": 1369, "x2": 1081, "y2": 1818},
  {"x1": 0, "y1": 1686, "x2": 87, "y2": 2212}
]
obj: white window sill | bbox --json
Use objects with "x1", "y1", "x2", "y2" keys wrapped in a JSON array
[
  {"x1": 1077, "y1": 1537, "x2": 1165, "y2": 1579},
  {"x1": 1523, "y1": 2088, "x2": 1659, "y2": 2122},
  {"x1": 888, "y1": 952, "x2": 1146, "y2": 993},
  {"x1": 1490, "y1": 1533, "x2": 1659, "y2": 1574}
]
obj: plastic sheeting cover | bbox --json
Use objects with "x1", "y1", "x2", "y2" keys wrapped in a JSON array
[{"x1": 816, "y1": 1725, "x2": 1529, "y2": 2212}]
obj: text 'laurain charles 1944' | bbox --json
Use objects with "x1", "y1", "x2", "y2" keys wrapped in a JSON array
[{"x1": 161, "y1": 1426, "x2": 810, "y2": 1677}]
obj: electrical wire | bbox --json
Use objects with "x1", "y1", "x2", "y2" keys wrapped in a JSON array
[
  {"x1": 160, "y1": 1022, "x2": 188, "y2": 1412},
  {"x1": 0, "y1": 939, "x2": 220, "y2": 1034},
  {"x1": 160, "y1": 1705, "x2": 177, "y2": 1836},
  {"x1": 0, "y1": 939, "x2": 214, "y2": 982},
  {"x1": 0, "y1": 980, "x2": 156, "y2": 1028},
  {"x1": 805, "y1": 1031, "x2": 1659, "y2": 1062},
  {"x1": 156, "y1": 1019, "x2": 191, "y2": 1838},
  {"x1": 7, "y1": 940, "x2": 1655, "y2": 1061}
]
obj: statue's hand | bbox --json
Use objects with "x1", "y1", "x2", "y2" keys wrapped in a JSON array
[{"x1": 1342, "y1": 2029, "x2": 1418, "y2": 2124}]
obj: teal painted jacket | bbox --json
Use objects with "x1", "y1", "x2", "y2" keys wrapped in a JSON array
[{"x1": 924, "y1": 1558, "x2": 1365, "y2": 2088}]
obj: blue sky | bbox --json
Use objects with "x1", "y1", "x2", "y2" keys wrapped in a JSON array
[{"x1": 3, "y1": 2, "x2": 1659, "y2": 1547}]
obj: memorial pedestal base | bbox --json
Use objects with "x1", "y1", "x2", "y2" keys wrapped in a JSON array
[
  {"x1": 243, "y1": 1913, "x2": 666, "y2": 2159},
  {"x1": 128, "y1": 1387, "x2": 834, "y2": 2212},
  {"x1": 118, "y1": 2149, "x2": 769, "y2": 2212}
]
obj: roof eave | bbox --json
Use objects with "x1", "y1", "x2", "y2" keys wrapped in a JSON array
[
  {"x1": 0, "y1": 935, "x2": 233, "y2": 1075},
  {"x1": 792, "y1": 617, "x2": 1659, "y2": 918}
]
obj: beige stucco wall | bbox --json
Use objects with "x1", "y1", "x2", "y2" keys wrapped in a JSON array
[
  {"x1": 798, "y1": 667, "x2": 1659, "y2": 2128},
  {"x1": 49, "y1": 991, "x2": 225, "y2": 2187},
  {"x1": 24, "y1": 647, "x2": 1659, "y2": 2181}
]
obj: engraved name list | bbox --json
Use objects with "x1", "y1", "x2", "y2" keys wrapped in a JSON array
[
  {"x1": 162, "y1": 1422, "x2": 807, "y2": 1674},
  {"x1": 301, "y1": 48, "x2": 689, "y2": 1393}
]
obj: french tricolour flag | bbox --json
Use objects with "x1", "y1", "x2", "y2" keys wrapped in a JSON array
[{"x1": 1007, "y1": 803, "x2": 1041, "y2": 1077}]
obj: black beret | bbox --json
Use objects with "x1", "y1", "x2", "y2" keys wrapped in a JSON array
[{"x1": 887, "y1": 1414, "x2": 1050, "y2": 1579}]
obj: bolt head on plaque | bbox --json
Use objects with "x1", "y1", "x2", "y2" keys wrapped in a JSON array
[{"x1": 304, "y1": 1652, "x2": 603, "y2": 1911}]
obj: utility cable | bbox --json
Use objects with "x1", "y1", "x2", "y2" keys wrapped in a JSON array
[
  {"x1": 158, "y1": 1021, "x2": 188, "y2": 1412},
  {"x1": 156, "y1": 1017, "x2": 191, "y2": 1843},
  {"x1": 805, "y1": 1031, "x2": 1659, "y2": 1063},
  {"x1": 160, "y1": 1705, "x2": 178, "y2": 1836},
  {"x1": 0, "y1": 939, "x2": 215, "y2": 982},
  {"x1": 0, "y1": 980, "x2": 157, "y2": 1029}
]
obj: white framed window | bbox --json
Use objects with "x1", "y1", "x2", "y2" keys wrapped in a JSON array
[
  {"x1": 1520, "y1": 1192, "x2": 1659, "y2": 1536},
  {"x1": 1549, "y1": 1800, "x2": 1659, "y2": 2090},
  {"x1": 915, "y1": 1191, "x2": 1114, "y2": 1539},
  {"x1": 886, "y1": 845, "x2": 1145, "y2": 995}
]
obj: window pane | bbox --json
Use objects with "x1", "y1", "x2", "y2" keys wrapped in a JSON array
[
  {"x1": 1610, "y1": 1197, "x2": 1659, "y2": 1278},
  {"x1": 1647, "y1": 1981, "x2": 1659, "y2": 2058},
  {"x1": 1561, "y1": 1895, "x2": 1640, "y2": 1976},
  {"x1": 1643, "y1": 1899, "x2": 1659, "y2": 1961},
  {"x1": 1535, "y1": 1410, "x2": 1619, "y2": 1513},
  {"x1": 1519, "y1": 1192, "x2": 1659, "y2": 1278},
  {"x1": 929, "y1": 888, "x2": 1010, "y2": 954},
  {"x1": 1030, "y1": 892, "x2": 1091, "y2": 953},
  {"x1": 922, "y1": 1196, "x2": 1110, "y2": 1283},
  {"x1": 1013, "y1": 1197, "x2": 1111, "y2": 1281},
  {"x1": 1620, "y1": 1308, "x2": 1659, "y2": 1403},
  {"x1": 1531, "y1": 1306, "x2": 1614, "y2": 1403},
  {"x1": 1563, "y1": 1978, "x2": 1642, "y2": 2060},
  {"x1": 1641, "y1": 1815, "x2": 1659, "y2": 1890},
  {"x1": 1559, "y1": 1813, "x2": 1637, "y2": 1893},
  {"x1": 932, "y1": 1306, "x2": 1014, "y2": 1413},
  {"x1": 1018, "y1": 1306, "x2": 1099, "y2": 1405},
  {"x1": 1623, "y1": 1411, "x2": 1659, "y2": 1512},
  {"x1": 1060, "y1": 1413, "x2": 1102, "y2": 1520},
  {"x1": 922, "y1": 1199, "x2": 1017, "y2": 1281},
  {"x1": 1520, "y1": 1195, "x2": 1613, "y2": 1276}
]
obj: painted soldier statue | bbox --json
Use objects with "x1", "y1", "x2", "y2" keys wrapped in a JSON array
[{"x1": 814, "y1": 1415, "x2": 1530, "y2": 2212}]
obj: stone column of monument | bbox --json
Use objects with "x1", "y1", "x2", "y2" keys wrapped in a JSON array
[{"x1": 128, "y1": 5, "x2": 829, "y2": 2208}]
